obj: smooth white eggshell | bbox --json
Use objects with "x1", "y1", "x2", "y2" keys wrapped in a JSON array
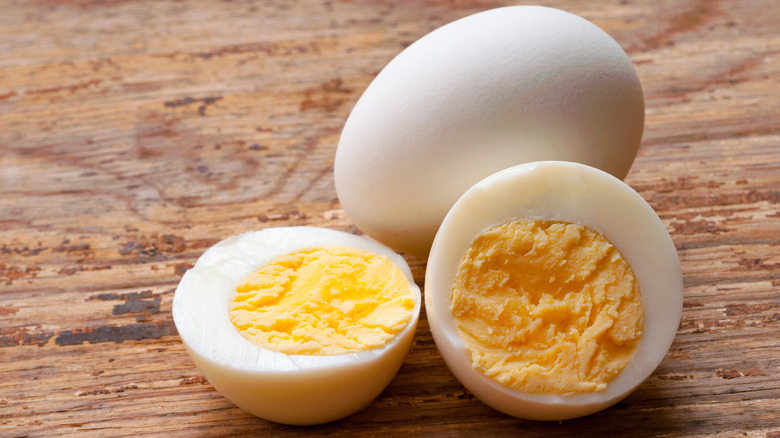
[
  {"x1": 335, "y1": 5, "x2": 645, "y2": 258},
  {"x1": 172, "y1": 226, "x2": 421, "y2": 425},
  {"x1": 425, "y1": 161, "x2": 682, "y2": 421}
]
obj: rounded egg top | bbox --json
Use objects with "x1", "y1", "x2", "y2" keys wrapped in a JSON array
[{"x1": 334, "y1": 6, "x2": 645, "y2": 258}]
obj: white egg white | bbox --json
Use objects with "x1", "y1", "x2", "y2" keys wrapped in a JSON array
[
  {"x1": 172, "y1": 226, "x2": 422, "y2": 425},
  {"x1": 424, "y1": 161, "x2": 683, "y2": 421},
  {"x1": 335, "y1": 6, "x2": 644, "y2": 258}
]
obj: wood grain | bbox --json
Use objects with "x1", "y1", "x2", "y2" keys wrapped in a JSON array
[{"x1": 1, "y1": 0, "x2": 778, "y2": 436}]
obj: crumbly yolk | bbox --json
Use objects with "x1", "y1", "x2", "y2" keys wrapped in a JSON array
[
  {"x1": 451, "y1": 219, "x2": 643, "y2": 394},
  {"x1": 230, "y1": 247, "x2": 415, "y2": 355}
]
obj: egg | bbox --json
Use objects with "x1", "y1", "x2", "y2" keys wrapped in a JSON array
[
  {"x1": 334, "y1": 5, "x2": 645, "y2": 258},
  {"x1": 424, "y1": 161, "x2": 682, "y2": 421},
  {"x1": 172, "y1": 226, "x2": 421, "y2": 425}
]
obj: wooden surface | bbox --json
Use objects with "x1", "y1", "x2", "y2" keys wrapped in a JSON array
[{"x1": 1, "y1": 0, "x2": 778, "y2": 436}]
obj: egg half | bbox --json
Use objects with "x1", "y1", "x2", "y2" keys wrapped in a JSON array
[
  {"x1": 172, "y1": 226, "x2": 421, "y2": 425},
  {"x1": 425, "y1": 161, "x2": 682, "y2": 421},
  {"x1": 335, "y1": 5, "x2": 645, "y2": 258}
]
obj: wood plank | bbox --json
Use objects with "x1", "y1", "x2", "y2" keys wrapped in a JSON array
[{"x1": 1, "y1": 0, "x2": 779, "y2": 436}]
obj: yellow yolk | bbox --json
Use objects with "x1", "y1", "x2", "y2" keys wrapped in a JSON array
[
  {"x1": 451, "y1": 219, "x2": 643, "y2": 394},
  {"x1": 230, "y1": 247, "x2": 415, "y2": 356}
]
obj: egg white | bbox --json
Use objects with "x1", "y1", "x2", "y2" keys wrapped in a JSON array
[
  {"x1": 424, "y1": 161, "x2": 683, "y2": 421},
  {"x1": 173, "y1": 226, "x2": 422, "y2": 425}
]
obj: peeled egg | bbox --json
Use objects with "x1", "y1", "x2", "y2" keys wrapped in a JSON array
[
  {"x1": 172, "y1": 226, "x2": 421, "y2": 425},
  {"x1": 335, "y1": 5, "x2": 645, "y2": 258},
  {"x1": 425, "y1": 161, "x2": 682, "y2": 420}
]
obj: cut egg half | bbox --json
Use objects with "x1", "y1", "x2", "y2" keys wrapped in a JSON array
[
  {"x1": 173, "y1": 226, "x2": 421, "y2": 425},
  {"x1": 425, "y1": 161, "x2": 683, "y2": 421}
]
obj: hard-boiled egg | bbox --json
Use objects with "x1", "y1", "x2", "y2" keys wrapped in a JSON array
[
  {"x1": 425, "y1": 161, "x2": 682, "y2": 421},
  {"x1": 173, "y1": 226, "x2": 421, "y2": 425},
  {"x1": 335, "y1": 6, "x2": 644, "y2": 258}
]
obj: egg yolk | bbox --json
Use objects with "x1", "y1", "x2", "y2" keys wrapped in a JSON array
[
  {"x1": 230, "y1": 247, "x2": 415, "y2": 355},
  {"x1": 451, "y1": 219, "x2": 643, "y2": 394}
]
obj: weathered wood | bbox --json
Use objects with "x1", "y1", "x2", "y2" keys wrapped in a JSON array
[{"x1": 1, "y1": 0, "x2": 778, "y2": 436}]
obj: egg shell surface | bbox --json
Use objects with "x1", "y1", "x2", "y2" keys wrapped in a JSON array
[
  {"x1": 172, "y1": 226, "x2": 422, "y2": 425},
  {"x1": 335, "y1": 5, "x2": 645, "y2": 258},
  {"x1": 424, "y1": 161, "x2": 683, "y2": 421}
]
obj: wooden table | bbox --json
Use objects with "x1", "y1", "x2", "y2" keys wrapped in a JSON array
[{"x1": 1, "y1": 0, "x2": 778, "y2": 436}]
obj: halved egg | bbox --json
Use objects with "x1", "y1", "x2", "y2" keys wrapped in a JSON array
[
  {"x1": 425, "y1": 161, "x2": 682, "y2": 420},
  {"x1": 173, "y1": 226, "x2": 421, "y2": 425}
]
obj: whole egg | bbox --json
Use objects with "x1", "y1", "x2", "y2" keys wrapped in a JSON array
[
  {"x1": 334, "y1": 6, "x2": 645, "y2": 258},
  {"x1": 425, "y1": 161, "x2": 683, "y2": 420},
  {"x1": 172, "y1": 226, "x2": 421, "y2": 425}
]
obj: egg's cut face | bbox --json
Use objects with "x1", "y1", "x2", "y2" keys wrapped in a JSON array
[
  {"x1": 451, "y1": 219, "x2": 643, "y2": 395},
  {"x1": 335, "y1": 5, "x2": 645, "y2": 258},
  {"x1": 230, "y1": 246, "x2": 416, "y2": 356},
  {"x1": 425, "y1": 161, "x2": 682, "y2": 421},
  {"x1": 173, "y1": 227, "x2": 422, "y2": 426}
]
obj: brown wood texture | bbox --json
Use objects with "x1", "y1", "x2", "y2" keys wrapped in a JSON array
[{"x1": 1, "y1": 0, "x2": 778, "y2": 436}]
